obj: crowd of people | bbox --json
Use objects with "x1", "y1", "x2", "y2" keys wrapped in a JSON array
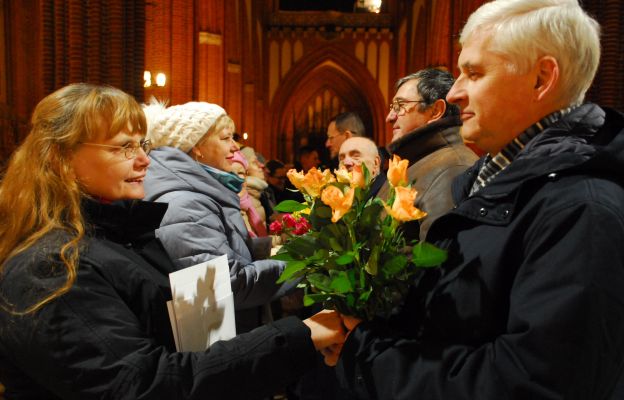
[{"x1": 1, "y1": 0, "x2": 623, "y2": 399}]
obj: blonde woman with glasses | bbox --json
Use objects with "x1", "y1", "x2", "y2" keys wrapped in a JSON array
[{"x1": 0, "y1": 83, "x2": 345, "y2": 399}]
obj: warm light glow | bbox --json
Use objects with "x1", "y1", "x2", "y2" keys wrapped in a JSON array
[
  {"x1": 243, "y1": 132, "x2": 249, "y2": 140},
  {"x1": 156, "y1": 73, "x2": 167, "y2": 87},
  {"x1": 370, "y1": 0, "x2": 382, "y2": 13},
  {"x1": 356, "y1": 0, "x2": 382, "y2": 13},
  {"x1": 143, "y1": 71, "x2": 152, "y2": 87}
]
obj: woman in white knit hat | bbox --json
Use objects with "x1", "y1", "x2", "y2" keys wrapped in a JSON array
[{"x1": 143, "y1": 101, "x2": 293, "y2": 333}]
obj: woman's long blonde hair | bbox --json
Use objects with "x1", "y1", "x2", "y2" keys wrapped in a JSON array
[{"x1": 0, "y1": 83, "x2": 146, "y2": 314}]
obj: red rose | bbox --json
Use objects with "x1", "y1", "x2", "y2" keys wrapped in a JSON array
[
  {"x1": 293, "y1": 218, "x2": 311, "y2": 235},
  {"x1": 269, "y1": 220, "x2": 284, "y2": 234},
  {"x1": 283, "y1": 213, "x2": 297, "y2": 228}
]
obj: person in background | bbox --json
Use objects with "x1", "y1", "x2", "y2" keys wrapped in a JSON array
[
  {"x1": 266, "y1": 159, "x2": 303, "y2": 206},
  {"x1": 296, "y1": 145, "x2": 321, "y2": 173},
  {"x1": 338, "y1": 136, "x2": 386, "y2": 198},
  {"x1": 0, "y1": 83, "x2": 346, "y2": 400},
  {"x1": 240, "y1": 146, "x2": 273, "y2": 227},
  {"x1": 325, "y1": 112, "x2": 366, "y2": 170},
  {"x1": 379, "y1": 67, "x2": 478, "y2": 241},
  {"x1": 334, "y1": 1, "x2": 624, "y2": 398},
  {"x1": 231, "y1": 150, "x2": 268, "y2": 238},
  {"x1": 142, "y1": 101, "x2": 292, "y2": 333}
]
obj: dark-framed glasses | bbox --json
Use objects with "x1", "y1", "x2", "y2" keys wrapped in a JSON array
[
  {"x1": 389, "y1": 100, "x2": 427, "y2": 116},
  {"x1": 81, "y1": 139, "x2": 152, "y2": 159}
]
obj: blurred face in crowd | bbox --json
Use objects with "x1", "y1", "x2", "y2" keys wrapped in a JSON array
[
  {"x1": 231, "y1": 162, "x2": 247, "y2": 180},
  {"x1": 339, "y1": 137, "x2": 381, "y2": 178},
  {"x1": 71, "y1": 122, "x2": 150, "y2": 201},
  {"x1": 244, "y1": 152, "x2": 266, "y2": 180},
  {"x1": 194, "y1": 126, "x2": 239, "y2": 172},
  {"x1": 386, "y1": 79, "x2": 438, "y2": 143},
  {"x1": 267, "y1": 167, "x2": 288, "y2": 190},
  {"x1": 326, "y1": 121, "x2": 350, "y2": 159},
  {"x1": 300, "y1": 150, "x2": 320, "y2": 172}
]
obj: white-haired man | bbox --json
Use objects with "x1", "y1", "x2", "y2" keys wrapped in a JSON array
[{"x1": 334, "y1": 1, "x2": 624, "y2": 399}]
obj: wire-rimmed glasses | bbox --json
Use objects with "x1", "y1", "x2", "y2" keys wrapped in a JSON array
[
  {"x1": 388, "y1": 100, "x2": 427, "y2": 116},
  {"x1": 80, "y1": 139, "x2": 152, "y2": 159}
]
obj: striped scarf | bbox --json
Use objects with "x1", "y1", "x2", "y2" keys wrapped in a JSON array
[{"x1": 469, "y1": 106, "x2": 575, "y2": 196}]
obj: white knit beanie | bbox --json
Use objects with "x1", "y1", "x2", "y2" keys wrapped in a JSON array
[{"x1": 143, "y1": 100, "x2": 227, "y2": 153}]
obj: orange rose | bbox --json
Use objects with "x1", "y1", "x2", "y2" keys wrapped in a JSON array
[
  {"x1": 287, "y1": 169, "x2": 305, "y2": 190},
  {"x1": 288, "y1": 168, "x2": 335, "y2": 198},
  {"x1": 387, "y1": 155, "x2": 408, "y2": 187},
  {"x1": 383, "y1": 186, "x2": 427, "y2": 222},
  {"x1": 321, "y1": 185, "x2": 355, "y2": 222},
  {"x1": 334, "y1": 167, "x2": 351, "y2": 184},
  {"x1": 350, "y1": 164, "x2": 366, "y2": 189},
  {"x1": 334, "y1": 165, "x2": 366, "y2": 189}
]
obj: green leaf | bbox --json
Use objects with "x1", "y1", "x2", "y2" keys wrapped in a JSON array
[
  {"x1": 330, "y1": 272, "x2": 353, "y2": 293},
  {"x1": 328, "y1": 237, "x2": 344, "y2": 252},
  {"x1": 274, "y1": 200, "x2": 308, "y2": 213},
  {"x1": 365, "y1": 245, "x2": 380, "y2": 276},
  {"x1": 308, "y1": 273, "x2": 332, "y2": 291},
  {"x1": 359, "y1": 201, "x2": 384, "y2": 229},
  {"x1": 271, "y1": 252, "x2": 296, "y2": 262},
  {"x1": 309, "y1": 202, "x2": 332, "y2": 230},
  {"x1": 412, "y1": 242, "x2": 448, "y2": 267},
  {"x1": 284, "y1": 235, "x2": 319, "y2": 258},
  {"x1": 276, "y1": 260, "x2": 307, "y2": 283},
  {"x1": 358, "y1": 289, "x2": 372, "y2": 302},
  {"x1": 335, "y1": 253, "x2": 355, "y2": 265},
  {"x1": 382, "y1": 254, "x2": 408, "y2": 277},
  {"x1": 309, "y1": 248, "x2": 330, "y2": 262},
  {"x1": 304, "y1": 293, "x2": 328, "y2": 306},
  {"x1": 314, "y1": 205, "x2": 332, "y2": 219}
]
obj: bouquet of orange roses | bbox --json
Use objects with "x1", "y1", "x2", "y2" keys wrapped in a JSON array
[{"x1": 271, "y1": 155, "x2": 447, "y2": 320}]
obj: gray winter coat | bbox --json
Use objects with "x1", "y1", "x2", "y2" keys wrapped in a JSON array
[{"x1": 144, "y1": 146, "x2": 288, "y2": 332}]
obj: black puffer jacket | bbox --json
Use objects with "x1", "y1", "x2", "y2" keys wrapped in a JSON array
[
  {"x1": 0, "y1": 200, "x2": 316, "y2": 399},
  {"x1": 337, "y1": 104, "x2": 624, "y2": 399}
]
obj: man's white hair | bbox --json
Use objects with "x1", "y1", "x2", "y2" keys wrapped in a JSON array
[{"x1": 460, "y1": 0, "x2": 600, "y2": 106}]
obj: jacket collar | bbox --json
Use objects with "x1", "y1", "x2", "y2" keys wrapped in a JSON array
[
  {"x1": 83, "y1": 199, "x2": 168, "y2": 243},
  {"x1": 387, "y1": 115, "x2": 462, "y2": 164},
  {"x1": 450, "y1": 104, "x2": 623, "y2": 225}
]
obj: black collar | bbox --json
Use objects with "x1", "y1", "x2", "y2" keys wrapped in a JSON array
[{"x1": 83, "y1": 199, "x2": 168, "y2": 244}]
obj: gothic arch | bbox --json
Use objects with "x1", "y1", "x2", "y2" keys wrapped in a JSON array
[{"x1": 268, "y1": 45, "x2": 387, "y2": 163}]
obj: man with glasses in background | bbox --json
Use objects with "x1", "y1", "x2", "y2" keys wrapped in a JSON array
[
  {"x1": 325, "y1": 111, "x2": 366, "y2": 170},
  {"x1": 379, "y1": 68, "x2": 477, "y2": 240}
]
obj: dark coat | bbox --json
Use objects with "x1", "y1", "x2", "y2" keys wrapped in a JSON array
[
  {"x1": 336, "y1": 104, "x2": 624, "y2": 399},
  {"x1": 379, "y1": 116, "x2": 478, "y2": 241},
  {"x1": 0, "y1": 200, "x2": 316, "y2": 400}
]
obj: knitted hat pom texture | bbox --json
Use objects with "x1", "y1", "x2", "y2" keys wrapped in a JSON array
[{"x1": 144, "y1": 100, "x2": 226, "y2": 153}]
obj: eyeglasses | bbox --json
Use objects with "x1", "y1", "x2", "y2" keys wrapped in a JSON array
[
  {"x1": 81, "y1": 139, "x2": 152, "y2": 159},
  {"x1": 389, "y1": 100, "x2": 427, "y2": 116},
  {"x1": 326, "y1": 131, "x2": 346, "y2": 141}
]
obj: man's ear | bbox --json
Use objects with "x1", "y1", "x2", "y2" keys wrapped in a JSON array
[
  {"x1": 534, "y1": 56, "x2": 559, "y2": 102},
  {"x1": 344, "y1": 130, "x2": 353, "y2": 139},
  {"x1": 427, "y1": 99, "x2": 447, "y2": 123},
  {"x1": 373, "y1": 155, "x2": 381, "y2": 176}
]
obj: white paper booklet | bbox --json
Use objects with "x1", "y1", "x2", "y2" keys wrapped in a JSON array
[{"x1": 167, "y1": 254, "x2": 236, "y2": 352}]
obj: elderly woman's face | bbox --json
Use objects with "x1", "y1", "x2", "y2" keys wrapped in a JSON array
[
  {"x1": 195, "y1": 126, "x2": 239, "y2": 172},
  {"x1": 71, "y1": 123, "x2": 150, "y2": 201}
]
